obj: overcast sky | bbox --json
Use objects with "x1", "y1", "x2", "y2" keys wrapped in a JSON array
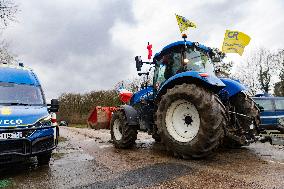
[{"x1": 3, "y1": 0, "x2": 284, "y2": 100}]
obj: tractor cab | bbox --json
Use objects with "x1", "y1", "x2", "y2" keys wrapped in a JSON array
[
  {"x1": 152, "y1": 41, "x2": 216, "y2": 89},
  {"x1": 133, "y1": 40, "x2": 225, "y2": 105}
]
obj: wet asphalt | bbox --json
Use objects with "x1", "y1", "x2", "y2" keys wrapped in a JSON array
[{"x1": 0, "y1": 126, "x2": 283, "y2": 189}]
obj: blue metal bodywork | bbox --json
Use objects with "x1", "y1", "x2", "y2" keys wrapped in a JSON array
[
  {"x1": 219, "y1": 78, "x2": 247, "y2": 98},
  {"x1": 0, "y1": 64, "x2": 57, "y2": 161},
  {"x1": 0, "y1": 106, "x2": 49, "y2": 127},
  {"x1": 252, "y1": 97, "x2": 284, "y2": 131},
  {"x1": 154, "y1": 41, "x2": 211, "y2": 59},
  {"x1": 0, "y1": 66, "x2": 40, "y2": 86},
  {"x1": 130, "y1": 86, "x2": 154, "y2": 106},
  {"x1": 158, "y1": 71, "x2": 226, "y2": 95}
]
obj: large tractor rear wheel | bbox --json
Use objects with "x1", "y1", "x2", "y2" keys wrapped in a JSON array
[
  {"x1": 224, "y1": 92, "x2": 260, "y2": 148},
  {"x1": 156, "y1": 83, "x2": 227, "y2": 159},
  {"x1": 110, "y1": 111, "x2": 137, "y2": 148}
]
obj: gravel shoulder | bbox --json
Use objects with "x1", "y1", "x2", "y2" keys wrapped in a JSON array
[{"x1": 0, "y1": 126, "x2": 283, "y2": 189}]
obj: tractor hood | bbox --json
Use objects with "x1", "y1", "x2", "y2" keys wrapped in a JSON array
[
  {"x1": 0, "y1": 105, "x2": 49, "y2": 127},
  {"x1": 158, "y1": 71, "x2": 226, "y2": 95}
]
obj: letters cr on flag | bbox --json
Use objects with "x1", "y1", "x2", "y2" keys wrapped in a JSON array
[
  {"x1": 222, "y1": 30, "x2": 251, "y2": 56},
  {"x1": 175, "y1": 14, "x2": 196, "y2": 34}
]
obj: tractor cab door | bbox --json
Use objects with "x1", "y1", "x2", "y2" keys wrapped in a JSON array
[{"x1": 153, "y1": 52, "x2": 182, "y2": 92}]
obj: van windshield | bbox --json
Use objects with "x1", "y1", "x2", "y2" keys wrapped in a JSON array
[
  {"x1": 0, "y1": 82, "x2": 44, "y2": 105},
  {"x1": 253, "y1": 99, "x2": 274, "y2": 111}
]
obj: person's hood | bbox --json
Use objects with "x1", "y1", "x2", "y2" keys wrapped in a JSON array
[{"x1": 0, "y1": 105, "x2": 49, "y2": 127}]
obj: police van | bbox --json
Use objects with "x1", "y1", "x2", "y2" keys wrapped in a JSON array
[
  {"x1": 0, "y1": 62, "x2": 59, "y2": 165},
  {"x1": 252, "y1": 96, "x2": 284, "y2": 132}
]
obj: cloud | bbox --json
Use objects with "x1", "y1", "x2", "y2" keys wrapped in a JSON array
[
  {"x1": 2, "y1": 0, "x2": 284, "y2": 100},
  {"x1": 4, "y1": 0, "x2": 136, "y2": 99}
]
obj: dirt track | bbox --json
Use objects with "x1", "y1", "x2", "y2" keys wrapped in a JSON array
[{"x1": 0, "y1": 126, "x2": 283, "y2": 189}]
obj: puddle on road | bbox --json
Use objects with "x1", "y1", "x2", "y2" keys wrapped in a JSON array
[
  {"x1": 246, "y1": 142, "x2": 284, "y2": 163},
  {"x1": 77, "y1": 162, "x2": 192, "y2": 189},
  {"x1": 0, "y1": 137, "x2": 98, "y2": 189},
  {"x1": 52, "y1": 150, "x2": 94, "y2": 165}
]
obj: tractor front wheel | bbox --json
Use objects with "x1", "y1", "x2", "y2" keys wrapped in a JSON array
[
  {"x1": 156, "y1": 83, "x2": 227, "y2": 159},
  {"x1": 110, "y1": 111, "x2": 137, "y2": 148}
]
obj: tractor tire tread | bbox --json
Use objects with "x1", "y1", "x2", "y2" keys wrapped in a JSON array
[
  {"x1": 110, "y1": 111, "x2": 137, "y2": 149},
  {"x1": 155, "y1": 83, "x2": 227, "y2": 159}
]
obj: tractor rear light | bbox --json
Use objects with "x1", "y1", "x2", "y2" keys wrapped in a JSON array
[{"x1": 199, "y1": 73, "x2": 209, "y2": 77}]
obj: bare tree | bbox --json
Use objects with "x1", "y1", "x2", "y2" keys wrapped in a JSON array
[
  {"x1": 214, "y1": 60, "x2": 233, "y2": 77},
  {"x1": 0, "y1": 40, "x2": 16, "y2": 64},
  {"x1": 0, "y1": 0, "x2": 18, "y2": 28},
  {"x1": 233, "y1": 57, "x2": 260, "y2": 95},
  {"x1": 257, "y1": 48, "x2": 275, "y2": 93},
  {"x1": 115, "y1": 69, "x2": 154, "y2": 93},
  {"x1": 0, "y1": 0, "x2": 18, "y2": 64},
  {"x1": 115, "y1": 77, "x2": 142, "y2": 93},
  {"x1": 232, "y1": 48, "x2": 278, "y2": 95},
  {"x1": 273, "y1": 49, "x2": 284, "y2": 96}
]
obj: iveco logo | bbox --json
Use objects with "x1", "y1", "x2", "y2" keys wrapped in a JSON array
[
  {"x1": 1, "y1": 107, "x2": 12, "y2": 115},
  {"x1": 0, "y1": 119, "x2": 23, "y2": 125}
]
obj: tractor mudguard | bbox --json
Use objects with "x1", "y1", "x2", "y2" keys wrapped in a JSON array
[
  {"x1": 157, "y1": 71, "x2": 226, "y2": 98},
  {"x1": 120, "y1": 105, "x2": 139, "y2": 126},
  {"x1": 219, "y1": 78, "x2": 247, "y2": 98},
  {"x1": 130, "y1": 86, "x2": 154, "y2": 106}
]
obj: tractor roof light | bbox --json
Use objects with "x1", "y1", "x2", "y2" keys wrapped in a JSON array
[{"x1": 183, "y1": 58, "x2": 189, "y2": 63}]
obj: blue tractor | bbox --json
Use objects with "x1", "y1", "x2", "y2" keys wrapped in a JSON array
[{"x1": 110, "y1": 38, "x2": 260, "y2": 158}]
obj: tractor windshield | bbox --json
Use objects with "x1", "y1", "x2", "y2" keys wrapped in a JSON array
[
  {"x1": 153, "y1": 48, "x2": 215, "y2": 88},
  {"x1": 184, "y1": 48, "x2": 214, "y2": 74}
]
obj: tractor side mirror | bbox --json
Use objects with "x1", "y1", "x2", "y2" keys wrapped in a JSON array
[
  {"x1": 48, "y1": 99, "x2": 59, "y2": 113},
  {"x1": 135, "y1": 56, "x2": 143, "y2": 71}
]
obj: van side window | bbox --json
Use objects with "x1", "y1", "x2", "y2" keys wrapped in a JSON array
[
  {"x1": 275, "y1": 99, "x2": 284, "y2": 110},
  {"x1": 254, "y1": 99, "x2": 274, "y2": 111}
]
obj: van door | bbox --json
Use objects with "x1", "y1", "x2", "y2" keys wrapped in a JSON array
[
  {"x1": 253, "y1": 98, "x2": 276, "y2": 130},
  {"x1": 274, "y1": 98, "x2": 284, "y2": 124}
]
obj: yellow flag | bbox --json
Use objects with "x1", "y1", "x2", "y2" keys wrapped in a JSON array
[
  {"x1": 222, "y1": 30, "x2": 251, "y2": 56},
  {"x1": 175, "y1": 14, "x2": 197, "y2": 34}
]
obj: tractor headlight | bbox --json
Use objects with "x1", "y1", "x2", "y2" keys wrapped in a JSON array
[
  {"x1": 278, "y1": 117, "x2": 284, "y2": 126},
  {"x1": 34, "y1": 115, "x2": 52, "y2": 127}
]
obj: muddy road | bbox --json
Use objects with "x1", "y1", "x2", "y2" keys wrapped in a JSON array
[{"x1": 0, "y1": 126, "x2": 283, "y2": 189}]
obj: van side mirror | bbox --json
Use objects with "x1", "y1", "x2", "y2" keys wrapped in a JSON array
[
  {"x1": 135, "y1": 56, "x2": 143, "y2": 71},
  {"x1": 48, "y1": 99, "x2": 59, "y2": 113}
]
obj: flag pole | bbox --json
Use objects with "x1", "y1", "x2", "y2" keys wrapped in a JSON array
[{"x1": 182, "y1": 33, "x2": 187, "y2": 49}]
